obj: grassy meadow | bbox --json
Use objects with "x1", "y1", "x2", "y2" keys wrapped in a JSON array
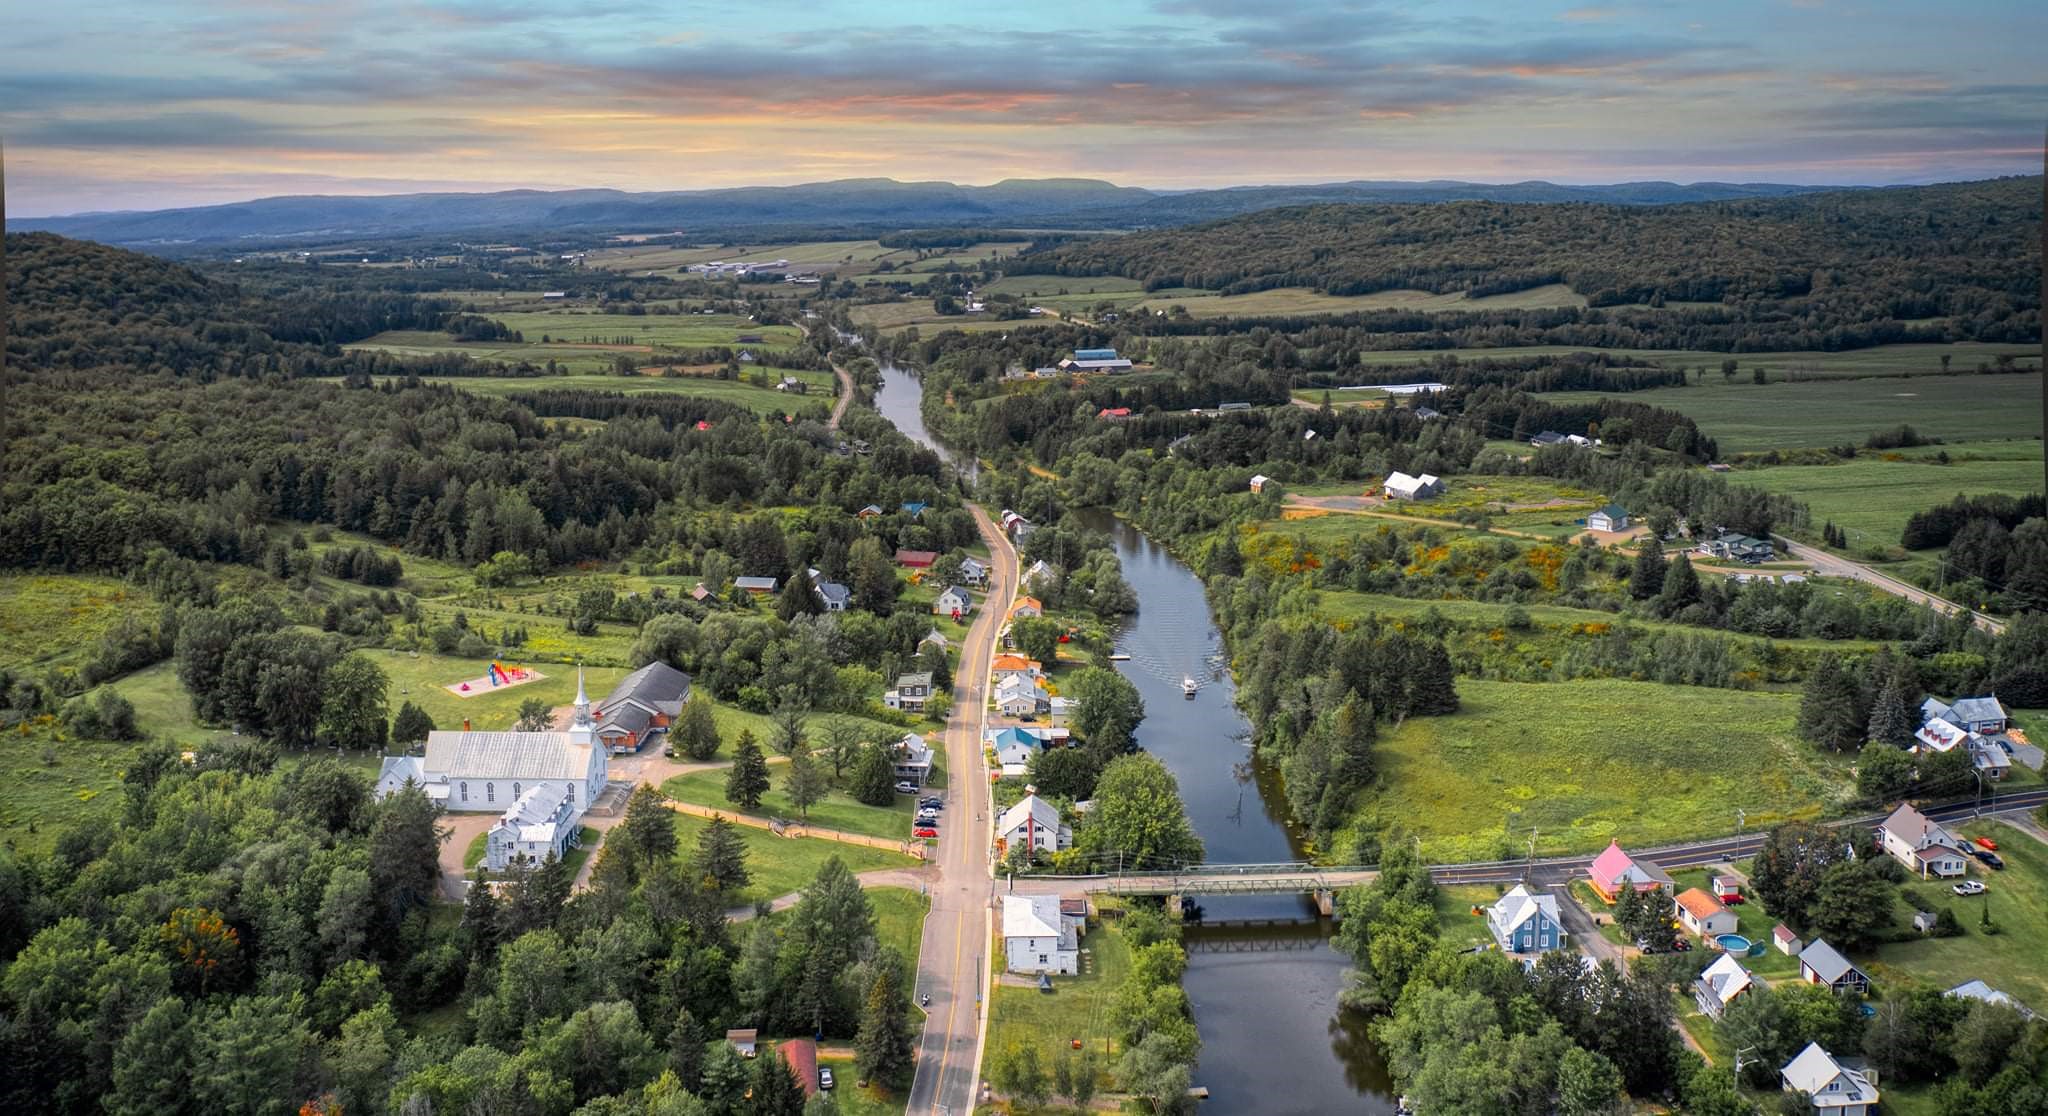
[
  {"x1": 403, "y1": 369, "x2": 837, "y2": 416},
  {"x1": 1136, "y1": 282, "x2": 1592, "y2": 318},
  {"x1": 1736, "y1": 442, "x2": 2044, "y2": 556},
  {"x1": 1866, "y1": 819, "x2": 2048, "y2": 1011},
  {"x1": 1354, "y1": 678, "x2": 1855, "y2": 862},
  {"x1": 1350, "y1": 341, "x2": 2035, "y2": 377},
  {"x1": 0, "y1": 573, "x2": 145, "y2": 674},
  {"x1": 667, "y1": 810, "x2": 915, "y2": 905}
]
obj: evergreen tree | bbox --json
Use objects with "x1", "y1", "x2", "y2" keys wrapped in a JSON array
[
  {"x1": 459, "y1": 866, "x2": 501, "y2": 961},
  {"x1": 726, "y1": 731, "x2": 771, "y2": 810},
  {"x1": 674, "y1": 692, "x2": 721, "y2": 761},
  {"x1": 390, "y1": 700, "x2": 435, "y2": 745},
  {"x1": 666, "y1": 1008, "x2": 710, "y2": 1095},
  {"x1": 1405, "y1": 641, "x2": 1460, "y2": 716},
  {"x1": 1658, "y1": 552, "x2": 1701, "y2": 613},
  {"x1": 777, "y1": 572, "x2": 819, "y2": 621},
  {"x1": 1630, "y1": 535, "x2": 1666, "y2": 600},
  {"x1": 1865, "y1": 672, "x2": 1916, "y2": 748},
  {"x1": 784, "y1": 747, "x2": 827, "y2": 820},
  {"x1": 620, "y1": 783, "x2": 679, "y2": 873},
  {"x1": 366, "y1": 782, "x2": 446, "y2": 929},
  {"x1": 749, "y1": 1047, "x2": 807, "y2": 1116},
  {"x1": 849, "y1": 742, "x2": 898, "y2": 806},
  {"x1": 854, "y1": 954, "x2": 915, "y2": 1086},
  {"x1": 696, "y1": 815, "x2": 750, "y2": 896},
  {"x1": 1798, "y1": 654, "x2": 1867, "y2": 752}
]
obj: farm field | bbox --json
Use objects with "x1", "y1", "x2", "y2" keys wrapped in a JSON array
[
  {"x1": 666, "y1": 810, "x2": 915, "y2": 906},
  {"x1": 1735, "y1": 443, "x2": 2043, "y2": 556},
  {"x1": 475, "y1": 312, "x2": 803, "y2": 351},
  {"x1": 0, "y1": 573, "x2": 145, "y2": 674},
  {"x1": 396, "y1": 370, "x2": 838, "y2": 415},
  {"x1": 1354, "y1": 678, "x2": 1855, "y2": 862},
  {"x1": 1542, "y1": 372, "x2": 2045, "y2": 450},
  {"x1": 1349, "y1": 341, "x2": 2035, "y2": 377},
  {"x1": 1135, "y1": 282, "x2": 1592, "y2": 318},
  {"x1": 584, "y1": 238, "x2": 900, "y2": 273},
  {"x1": 846, "y1": 300, "x2": 1070, "y2": 333}
]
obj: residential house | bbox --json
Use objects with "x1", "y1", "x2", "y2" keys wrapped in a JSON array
[
  {"x1": 1779, "y1": 1042, "x2": 1879, "y2": 1115},
  {"x1": 895, "y1": 549, "x2": 938, "y2": 569},
  {"x1": 884, "y1": 671, "x2": 936, "y2": 713},
  {"x1": 1003, "y1": 894, "x2": 1080, "y2": 974},
  {"x1": 1097, "y1": 407, "x2": 1133, "y2": 420},
  {"x1": 814, "y1": 580, "x2": 851, "y2": 612},
  {"x1": 856, "y1": 503, "x2": 885, "y2": 519},
  {"x1": 991, "y1": 654, "x2": 1044, "y2": 685},
  {"x1": 996, "y1": 792, "x2": 1071, "y2": 855},
  {"x1": 1674, "y1": 888, "x2": 1738, "y2": 938},
  {"x1": 1921, "y1": 695, "x2": 2009, "y2": 735},
  {"x1": 1412, "y1": 405, "x2": 1442, "y2": 420},
  {"x1": 1880, "y1": 803, "x2": 1968, "y2": 878},
  {"x1": 1022, "y1": 560, "x2": 1057, "y2": 594},
  {"x1": 1249, "y1": 474, "x2": 1270, "y2": 494},
  {"x1": 891, "y1": 733, "x2": 934, "y2": 787},
  {"x1": 1010, "y1": 596, "x2": 1044, "y2": 619},
  {"x1": 994, "y1": 733, "x2": 1038, "y2": 776},
  {"x1": 1587, "y1": 841, "x2": 1676, "y2": 902},
  {"x1": 996, "y1": 674, "x2": 1052, "y2": 718},
  {"x1": 1772, "y1": 924, "x2": 1802, "y2": 956},
  {"x1": 1948, "y1": 980, "x2": 2036, "y2": 1019},
  {"x1": 1529, "y1": 431, "x2": 1569, "y2": 447},
  {"x1": 1798, "y1": 940, "x2": 1871, "y2": 995},
  {"x1": 594, "y1": 660, "x2": 691, "y2": 754},
  {"x1": 1697, "y1": 533, "x2": 1775, "y2": 564},
  {"x1": 377, "y1": 670, "x2": 608, "y2": 815},
  {"x1": 1587, "y1": 504, "x2": 1631, "y2": 532},
  {"x1": 934, "y1": 585, "x2": 973, "y2": 617},
  {"x1": 1382, "y1": 471, "x2": 1445, "y2": 501},
  {"x1": 919, "y1": 628, "x2": 949, "y2": 653},
  {"x1": 959, "y1": 557, "x2": 989, "y2": 586},
  {"x1": 774, "y1": 375, "x2": 804, "y2": 393},
  {"x1": 734, "y1": 575, "x2": 778, "y2": 594},
  {"x1": 484, "y1": 783, "x2": 579, "y2": 870},
  {"x1": 1694, "y1": 953, "x2": 1765, "y2": 1019},
  {"x1": 1487, "y1": 884, "x2": 1566, "y2": 956}
]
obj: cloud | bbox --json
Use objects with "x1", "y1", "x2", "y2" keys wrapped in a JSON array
[{"x1": 1561, "y1": 7, "x2": 1616, "y2": 22}]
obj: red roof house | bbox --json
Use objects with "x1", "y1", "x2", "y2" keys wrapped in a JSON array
[
  {"x1": 895, "y1": 549, "x2": 938, "y2": 568},
  {"x1": 1587, "y1": 841, "x2": 1676, "y2": 903},
  {"x1": 778, "y1": 1038, "x2": 820, "y2": 1098}
]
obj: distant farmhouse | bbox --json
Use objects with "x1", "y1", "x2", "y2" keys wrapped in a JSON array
[
  {"x1": 1057, "y1": 347, "x2": 1133, "y2": 373},
  {"x1": 1382, "y1": 470, "x2": 1444, "y2": 501},
  {"x1": 1587, "y1": 504, "x2": 1630, "y2": 532}
]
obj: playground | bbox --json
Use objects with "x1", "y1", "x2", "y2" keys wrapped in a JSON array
[{"x1": 444, "y1": 661, "x2": 546, "y2": 698}]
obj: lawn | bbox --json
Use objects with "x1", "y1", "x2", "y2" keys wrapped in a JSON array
[
  {"x1": 0, "y1": 573, "x2": 148, "y2": 674},
  {"x1": 986, "y1": 909, "x2": 1132, "y2": 1076},
  {"x1": 361, "y1": 650, "x2": 628, "y2": 736},
  {"x1": 1864, "y1": 819, "x2": 2048, "y2": 1011},
  {"x1": 1735, "y1": 443, "x2": 2043, "y2": 557},
  {"x1": 1665, "y1": 868, "x2": 1804, "y2": 981},
  {"x1": 1351, "y1": 678, "x2": 1856, "y2": 863},
  {"x1": 661, "y1": 765, "x2": 922, "y2": 842},
  {"x1": 1541, "y1": 372, "x2": 2044, "y2": 451},
  {"x1": 1436, "y1": 884, "x2": 1504, "y2": 951},
  {"x1": 762, "y1": 884, "x2": 927, "y2": 971},
  {"x1": 667, "y1": 810, "x2": 915, "y2": 906},
  {"x1": 817, "y1": 1052, "x2": 904, "y2": 1115}
]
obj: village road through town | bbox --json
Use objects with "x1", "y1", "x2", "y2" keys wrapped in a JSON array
[{"x1": 905, "y1": 503, "x2": 1017, "y2": 1115}]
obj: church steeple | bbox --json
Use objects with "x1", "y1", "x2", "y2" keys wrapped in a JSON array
[{"x1": 572, "y1": 665, "x2": 592, "y2": 727}]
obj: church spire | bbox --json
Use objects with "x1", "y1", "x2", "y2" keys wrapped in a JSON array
[{"x1": 573, "y1": 665, "x2": 592, "y2": 727}]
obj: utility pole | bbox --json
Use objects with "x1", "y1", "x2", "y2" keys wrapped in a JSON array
[
  {"x1": 1735, "y1": 807, "x2": 1746, "y2": 832},
  {"x1": 1734, "y1": 1044, "x2": 1756, "y2": 1084}
]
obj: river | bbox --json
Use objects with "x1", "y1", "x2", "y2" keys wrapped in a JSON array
[{"x1": 879, "y1": 366, "x2": 1395, "y2": 1113}]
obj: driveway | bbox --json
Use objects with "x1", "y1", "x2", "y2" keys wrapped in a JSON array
[{"x1": 1552, "y1": 884, "x2": 1626, "y2": 968}]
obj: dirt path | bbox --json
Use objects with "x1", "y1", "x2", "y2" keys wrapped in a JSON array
[{"x1": 828, "y1": 362, "x2": 855, "y2": 430}]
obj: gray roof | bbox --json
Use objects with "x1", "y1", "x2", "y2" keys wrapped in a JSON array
[
  {"x1": 734, "y1": 576, "x2": 778, "y2": 591},
  {"x1": 1531, "y1": 431, "x2": 1567, "y2": 444},
  {"x1": 1594, "y1": 504, "x2": 1627, "y2": 518},
  {"x1": 1799, "y1": 939, "x2": 1862, "y2": 985},
  {"x1": 424, "y1": 730, "x2": 598, "y2": 782},
  {"x1": 376, "y1": 755, "x2": 430, "y2": 797},
  {"x1": 1949, "y1": 980, "x2": 2034, "y2": 1017},
  {"x1": 1780, "y1": 1043, "x2": 1877, "y2": 1104},
  {"x1": 816, "y1": 581, "x2": 852, "y2": 606},
  {"x1": 896, "y1": 671, "x2": 934, "y2": 689},
  {"x1": 597, "y1": 701, "x2": 652, "y2": 739},
  {"x1": 497, "y1": 782, "x2": 572, "y2": 830},
  {"x1": 1946, "y1": 696, "x2": 2007, "y2": 724},
  {"x1": 601, "y1": 660, "x2": 691, "y2": 719}
]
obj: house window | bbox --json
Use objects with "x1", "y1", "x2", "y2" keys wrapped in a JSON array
[
  {"x1": 567, "y1": 783, "x2": 575, "y2": 803},
  {"x1": 461, "y1": 782, "x2": 468, "y2": 802},
  {"x1": 487, "y1": 783, "x2": 495, "y2": 803},
  {"x1": 512, "y1": 782, "x2": 522, "y2": 799},
  {"x1": 1038, "y1": 954, "x2": 1048, "y2": 965}
]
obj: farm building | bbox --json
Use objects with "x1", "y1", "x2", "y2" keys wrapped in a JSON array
[
  {"x1": 734, "y1": 575, "x2": 778, "y2": 594},
  {"x1": 895, "y1": 549, "x2": 938, "y2": 568},
  {"x1": 1058, "y1": 348, "x2": 1134, "y2": 373},
  {"x1": 594, "y1": 660, "x2": 691, "y2": 754},
  {"x1": 1382, "y1": 471, "x2": 1444, "y2": 501},
  {"x1": 1587, "y1": 504, "x2": 1630, "y2": 532}
]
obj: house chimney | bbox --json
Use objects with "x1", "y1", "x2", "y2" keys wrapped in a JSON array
[{"x1": 463, "y1": 718, "x2": 470, "y2": 732}]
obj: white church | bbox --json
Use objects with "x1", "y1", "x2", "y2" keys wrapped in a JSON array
[{"x1": 377, "y1": 670, "x2": 609, "y2": 870}]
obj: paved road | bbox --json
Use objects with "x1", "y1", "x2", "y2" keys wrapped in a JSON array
[
  {"x1": 906, "y1": 503, "x2": 1016, "y2": 1116},
  {"x1": 1774, "y1": 534, "x2": 2005, "y2": 634}
]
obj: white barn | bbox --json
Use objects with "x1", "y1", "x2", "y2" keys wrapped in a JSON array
[{"x1": 1382, "y1": 471, "x2": 1444, "y2": 501}]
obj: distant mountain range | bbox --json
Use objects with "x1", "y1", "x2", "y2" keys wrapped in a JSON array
[{"x1": 17, "y1": 176, "x2": 1862, "y2": 246}]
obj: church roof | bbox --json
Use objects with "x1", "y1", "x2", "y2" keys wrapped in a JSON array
[{"x1": 424, "y1": 731, "x2": 598, "y2": 781}]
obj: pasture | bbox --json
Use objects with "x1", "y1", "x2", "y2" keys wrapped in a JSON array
[
  {"x1": 1543, "y1": 372, "x2": 2044, "y2": 451},
  {"x1": 1736, "y1": 442, "x2": 2044, "y2": 556},
  {"x1": 403, "y1": 369, "x2": 838, "y2": 416},
  {"x1": 477, "y1": 312, "x2": 803, "y2": 351},
  {"x1": 1352, "y1": 678, "x2": 1854, "y2": 863},
  {"x1": 0, "y1": 573, "x2": 144, "y2": 674},
  {"x1": 1136, "y1": 282, "x2": 1592, "y2": 318}
]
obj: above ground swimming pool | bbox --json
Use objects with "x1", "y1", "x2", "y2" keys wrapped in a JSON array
[{"x1": 1715, "y1": 933, "x2": 1752, "y2": 953}]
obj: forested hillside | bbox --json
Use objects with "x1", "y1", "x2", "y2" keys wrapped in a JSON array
[{"x1": 1014, "y1": 177, "x2": 2042, "y2": 345}]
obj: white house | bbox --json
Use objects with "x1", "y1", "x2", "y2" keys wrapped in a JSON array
[
  {"x1": 814, "y1": 581, "x2": 852, "y2": 612},
  {"x1": 1002, "y1": 894, "x2": 1080, "y2": 974},
  {"x1": 934, "y1": 586, "x2": 973, "y2": 617},
  {"x1": 959, "y1": 557, "x2": 989, "y2": 586},
  {"x1": 1674, "y1": 888, "x2": 1738, "y2": 938},
  {"x1": 1879, "y1": 803, "x2": 1968, "y2": 879},
  {"x1": 1779, "y1": 1042, "x2": 1879, "y2": 1115},
  {"x1": 484, "y1": 782, "x2": 579, "y2": 870},
  {"x1": 1382, "y1": 471, "x2": 1444, "y2": 501},
  {"x1": 997, "y1": 792, "x2": 1071, "y2": 855},
  {"x1": 891, "y1": 733, "x2": 934, "y2": 787},
  {"x1": 1249, "y1": 474, "x2": 1270, "y2": 494},
  {"x1": 1587, "y1": 504, "x2": 1630, "y2": 532},
  {"x1": 1694, "y1": 953, "x2": 1764, "y2": 1019},
  {"x1": 996, "y1": 674, "x2": 1052, "y2": 718},
  {"x1": 1022, "y1": 560, "x2": 1058, "y2": 596},
  {"x1": 377, "y1": 669, "x2": 608, "y2": 815},
  {"x1": 1487, "y1": 884, "x2": 1566, "y2": 957}
]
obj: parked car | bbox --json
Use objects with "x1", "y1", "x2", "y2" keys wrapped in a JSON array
[
  {"x1": 1724, "y1": 894, "x2": 1745, "y2": 905},
  {"x1": 919, "y1": 797, "x2": 944, "y2": 810},
  {"x1": 818, "y1": 1068, "x2": 835, "y2": 1091},
  {"x1": 1974, "y1": 836, "x2": 1999, "y2": 851},
  {"x1": 913, "y1": 826, "x2": 939, "y2": 839},
  {"x1": 894, "y1": 781, "x2": 918, "y2": 794},
  {"x1": 1972, "y1": 849, "x2": 2004, "y2": 869},
  {"x1": 1953, "y1": 880, "x2": 1987, "y2": 896}
]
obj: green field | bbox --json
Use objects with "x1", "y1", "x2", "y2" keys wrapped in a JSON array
[
  {"x1": 1355, "y1": 678, "x2": 1855, "y2": 862},
  {"x1": 669, "y1": 810, "x2": 915, "y2": 906},
  {"x1": 0, "y1": 723, "x2": 136, "y2": 853},
  {"x1": 1137, "y1": 282, "x2": 1592, "y2": 318},
  {"x1": 1542, "y1": 372, "x2": 2045, "y2": 451},
  {"x1": 585, "y1": 239, "x2": 899, "y2": 273},
  {"x1": 661, "y1": 764, "x2": 924, "y2": 842},
  {"x1": 0, "y1": 574, "x2": 147, "y2": 674},
  {"x1": 1736, "y1": 443, "x2": 2044, "y2": 556},
  {"x1": 399, "y1": 370, "x2": 837, "y2": 416},
  {"x1": 986, "y1": 910, "x2": 1132, "y2": 1078},
  {"x1": 1349, "y1": 341, "x2": 2035, "y2": 377}
]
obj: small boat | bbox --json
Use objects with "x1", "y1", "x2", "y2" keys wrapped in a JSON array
[
  {"x1": 1109, "y1": 653, "x2": 1131, "y2": 661},
  {"x1": 1182, "y1": 676, "x2": 1199, "y2": 697}
]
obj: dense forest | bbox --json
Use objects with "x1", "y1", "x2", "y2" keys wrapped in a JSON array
[{"x1": 1010, "y1": 177, "x2": 2042, "y2": 350}]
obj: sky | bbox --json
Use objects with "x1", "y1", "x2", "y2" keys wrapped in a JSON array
[{"x1": 2, "y1": 0, "x2": 2044, "y2": 216}]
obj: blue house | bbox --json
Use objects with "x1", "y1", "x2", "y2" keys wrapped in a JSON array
[
  {"x1": 1488, "y1": 884, "x2": 1567, "y2": 956},
  {"x1": 900, "y1": 501, "x2": 929, "y2": 519}
]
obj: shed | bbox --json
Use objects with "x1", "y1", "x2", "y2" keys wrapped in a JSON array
[
  {"x1": 1249, "y1": 474, "x2": 1270, "y2": 493},
  {"x1": 726, "y1": 1028, "x2": 758, "y2": 1057},
  {"x1": 1772, "y1": 924, "x2": 1802, "y2": 956}
]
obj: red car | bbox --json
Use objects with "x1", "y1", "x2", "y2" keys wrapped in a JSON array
[
  {"x1": 913, "y1": 826, "x2": 938, "y2": 839},
  {"x1": 1975, "y1": 836, "x2": 1999, "y2": 851}
]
